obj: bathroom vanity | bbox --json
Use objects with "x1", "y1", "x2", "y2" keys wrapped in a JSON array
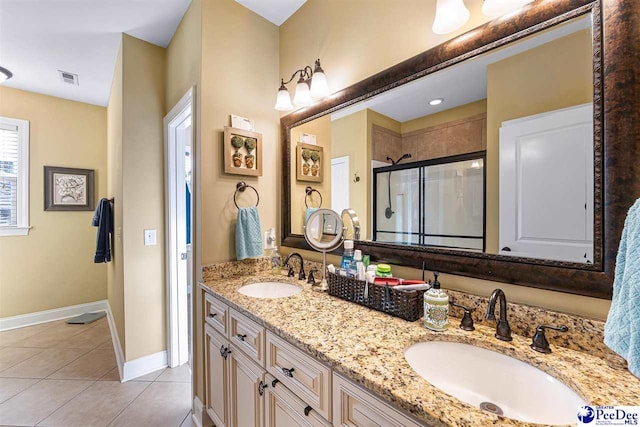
[{"x1": 199, "y1": 260, "x2": 639, "y2": 427}]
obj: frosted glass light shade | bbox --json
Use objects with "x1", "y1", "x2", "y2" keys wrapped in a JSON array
[
  {"x1": 293, "y1": 80, "x2": 312, "y2": 107},
  {"x1": 310, "y1": 71, "x2": 329, "y2": 99},
  {"x1": 432, "y1": 0, "x2": 470, "y2": 35},
  {"x1": 482, "y1": 0, "x2": 533, "y2": 18},
  {"x1": 275, "y1": 87, "x2": 293, "y2": 111}
]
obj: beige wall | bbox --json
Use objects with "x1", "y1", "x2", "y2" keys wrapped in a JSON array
[
  {"x1": 194, "y1": 0, "x2": 279, "y2": 405},
  {"x1": 486, "y1": 29, "x2": 594, "y2": 253},
  {"x1": 107, "y1": 34, "x2": 167, "y2": 361},
  {"x1": 332, "y1": 110, "x2": 368, "y2": 237},
  {"x1": 280, "y1": 3, "x2": 609, "y2": 318},
  {"x1": 107, "y1": 45, "x2": 126, "y2": 350},
  {"x1": 401, "y1": 99, "x2": 487, "y2": 134},
  {"x1": 0, "y1": 87, "x2": 108, "y2": 318},
  {"x1": 291, "y1": 116, "x2": 332, "y2": 235},
  {"x1": 166, "y1": 0, "x2": 202, "y2": 111},
  {"x1": 200, "y1": 0, "x2": 279, "y2": 264}
]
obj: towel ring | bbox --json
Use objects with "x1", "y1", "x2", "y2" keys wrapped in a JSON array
[
  {"x1": 234, "y1": 182, "x2": 259, "y2": 209},
  {"x1": 305, "y1": 187, "x2": 323, "y2": 208}
]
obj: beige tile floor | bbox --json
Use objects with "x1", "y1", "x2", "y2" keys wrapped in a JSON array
[{"x1": 0, "y1": 317, "x2": 193, "y2": 427}]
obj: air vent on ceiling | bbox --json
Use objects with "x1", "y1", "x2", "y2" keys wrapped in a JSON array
[{"x1": 58, "y1": 70, "x2": 79, "y2": 86}]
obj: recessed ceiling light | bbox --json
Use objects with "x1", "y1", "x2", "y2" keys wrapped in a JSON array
[
  {"x1": 429, "y1": 98, "x2": 444, "y2": 106},
  {"x1": 0, "y1": 66, "x2": 13, "y2": 83}
]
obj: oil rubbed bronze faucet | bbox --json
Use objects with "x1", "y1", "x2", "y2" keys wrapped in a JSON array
[
  {"x1": 485, "y1": 289, "x2": 512, "y2": 341},
  {"x1": 283, "y1": 253, "x2": 306, "y2": 281}
]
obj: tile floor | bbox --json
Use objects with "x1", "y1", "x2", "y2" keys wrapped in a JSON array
[{"x1": 0, "y1": 317, "x2": 193, "y2": 427}]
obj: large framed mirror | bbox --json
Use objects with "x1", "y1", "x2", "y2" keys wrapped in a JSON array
[{"x1": 281, "y1": 0, "x2": 640, "y2": 299}]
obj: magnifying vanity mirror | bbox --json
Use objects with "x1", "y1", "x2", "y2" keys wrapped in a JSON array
[
  {"x1": 282, "y1": 0, "x2": 640, "y2": 299},
  {"x1": 304, "y1": 209, "x2": 345, "y2": 290}
]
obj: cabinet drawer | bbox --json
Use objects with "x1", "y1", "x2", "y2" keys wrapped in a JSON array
[
  {"x1": 266, "y1": 331, "x2": 331, "y2": 421},
  {"x1": 332, "y1": 373, "x2": 426, "y2": 427},
  {"x1": 205, "y1": 293, "x2": 228, "y2": 336},
  {"x1": 229, "y1": 308, "x2": 265, "y2": 367},
  {"x1": 264, "y1": 374, "x2": 332, "y2": 427}
]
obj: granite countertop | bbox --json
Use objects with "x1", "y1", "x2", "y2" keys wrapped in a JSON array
[{"x1": 199, "y1": 271, "x2": 640, "y2": 427}]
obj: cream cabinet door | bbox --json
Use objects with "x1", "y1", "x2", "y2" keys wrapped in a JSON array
[
  {"x1": 228, "y1": 346, "x2": 265, "y2": 427},
  {"x1": 205, "y1": 324, "x2": 229, "y2": 427},
  {"x1": 264, "y1": 375, "x2": 332, "y2": 427},
  {"x1": 333, "y1": 373, "x2": 426, "y2": 427}
]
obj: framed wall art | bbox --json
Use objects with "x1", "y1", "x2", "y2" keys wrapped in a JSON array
[
  {"x1": 44, "y1": 166, "x2": 95, "y2": 211},
  {"x1": 224, "y1": 126, "x2": 263, "y2": 177},
  {"x1": 296, "y1": 143, "x2": 323, "y2": 183}
]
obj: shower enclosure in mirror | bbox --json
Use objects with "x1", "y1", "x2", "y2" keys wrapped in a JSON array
[{"x1": 373, "y1": 153, "x2": 485, "y2": 251}]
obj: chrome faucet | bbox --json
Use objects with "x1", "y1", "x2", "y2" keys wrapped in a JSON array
[
  {"x1": 283, "y1": 253, "x2": 306, "y2": 281},
  {"x1": 485, "y1": 289, "x2": 512, "y2": 341}
]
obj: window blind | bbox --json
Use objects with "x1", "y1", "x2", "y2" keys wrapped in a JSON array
[{"x1": 0, "y1": 123, "x2": 19, "y2": 226}]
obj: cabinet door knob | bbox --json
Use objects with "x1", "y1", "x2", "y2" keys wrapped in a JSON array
[
  {"x1": 281, "y1": 367, "x2": 295, "y2": 378},
  {"x1": 235, "y1": 334, "x2": 247, "y2": 341},
  {"x1": 258, "y1": 380, "x2": 268, "y2": 396},
  {"x1": 219, "y1": 345, "x2": 231, "y2": 359}
]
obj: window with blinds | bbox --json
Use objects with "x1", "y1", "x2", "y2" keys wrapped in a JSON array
[{"x1": 0, "y1": 116, "x2": 29, "y2": 236}]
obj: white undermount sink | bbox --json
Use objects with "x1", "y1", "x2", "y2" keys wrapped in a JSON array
[
  {"x1": 404, "y1": 341, "x2": 586, "y2": 425},
  {"x1": 237, "y1": 282, "x2": 302, "y2": 299}
]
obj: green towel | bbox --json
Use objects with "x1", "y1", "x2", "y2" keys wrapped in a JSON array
[
  {"x1": 235, "y1": 207, "x2": 263, "y2": 260},
  {"x1": 605, "y1": 198, "x2": 640, "y2": 378}
]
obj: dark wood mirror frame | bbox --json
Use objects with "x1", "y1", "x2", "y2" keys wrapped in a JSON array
[{"x1": 281, "y1": 0, "x2": 640, "y2": 299}]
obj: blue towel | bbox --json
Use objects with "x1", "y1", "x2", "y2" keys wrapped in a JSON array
[
  {"x1": 92, "y1": 198, "x2": 112, "y2": 263},
  {"x1": 305, "y1": 208, "x2": 318, "y2": 224},
  {"x1": 235, "y1": 207, "x2": 263, "y2": 261},
  {"x1": 605, "y1": 198, "x2": 640, "y2": 377}
]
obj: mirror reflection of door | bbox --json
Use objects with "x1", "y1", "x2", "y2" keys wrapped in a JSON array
[
  {"x1": 499, "y1": 104, "x2": 593, "y2": 263},
  {"x1": 331, "y1": 156, "x2": 350, "y2": 215}
]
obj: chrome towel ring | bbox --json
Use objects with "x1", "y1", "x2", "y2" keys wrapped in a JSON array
[{"x1": 234, "y1": 182, "x2": 259, "y2": 209}]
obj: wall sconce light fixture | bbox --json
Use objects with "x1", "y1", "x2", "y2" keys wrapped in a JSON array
[
  {"x1": 482, "y1": 0, "x2": 533, "y2": 18},
  {"x1": 432, "y1": 0, "x2": 470, "y2": 35},
  {"x1": 0, "y1": 66, "x2": 13, "y2": 83},
  {"x1": 275, "y1": 59, "x2": 329, "y2": 111}
]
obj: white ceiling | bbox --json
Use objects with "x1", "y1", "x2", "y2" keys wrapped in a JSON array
[
  {"x1": 235, "y1": 0, "x2": 306, "y2": 26},
  {"x1": 0, "y1": 0, "x2": 191, "y2": 106},
  {"x1": 332, "y1": 15, "x2": 590, "y2": 123}
]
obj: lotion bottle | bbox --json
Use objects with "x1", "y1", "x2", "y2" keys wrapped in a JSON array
[{"x1": 423, "y1": 272, "x2": 449, "y2": 331}]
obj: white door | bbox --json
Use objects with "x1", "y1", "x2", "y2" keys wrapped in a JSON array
[
  {"x1": 499, "y1": 103, "x2": 593, "y2": 263},
  {"x1": 331, "y1": 156, "x2": 349, "y2": 214},
  {"x1": 164, "y1": 89, "x2": 193, "y2": 368}
]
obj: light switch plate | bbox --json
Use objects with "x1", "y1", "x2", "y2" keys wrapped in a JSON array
[{"x1": 144, "y1": 229, "x2": 157, "y2": 246}]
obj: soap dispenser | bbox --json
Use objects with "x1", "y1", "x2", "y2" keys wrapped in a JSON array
[{"x1": 423, "y1": 272, "x2": 449, "y2": 331}]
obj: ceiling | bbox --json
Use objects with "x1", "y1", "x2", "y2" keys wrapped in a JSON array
[
  {"x1": 0, "y1": 0, "x2": 191, "y2": 106},
  {"x1": 235, "y1": 0, "x2": 306, "y2": 26},
  {"x1": 331, "y1": 15, "x2": 590, "y2": 123}
]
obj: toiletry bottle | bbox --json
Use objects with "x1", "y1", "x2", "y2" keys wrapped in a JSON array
[
  {"x1": 270, "y1": 246, "x2": 282, "y2": 273},
  {"x1": 423, "y1": 272, "x2": 449, "y2": 331},
  {"x1": 341, "y1": 240, "x2": 355, "y2": 275},
  {"x1": 354, "y1": 250, "x2": 365, "y2": 280},
  {"x1": 376, "y1": 264, "x2": 392, "y2": 278}
]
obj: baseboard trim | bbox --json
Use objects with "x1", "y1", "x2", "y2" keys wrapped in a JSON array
[
  {"x1": 104, "y1": 304, "x2": 125, "y2": 381},
  {"x1": 122, "y1": 350, "x2": 168, "y2": 382},
  {"x1": 192, "y1": 396, "x2": 211, "y2": 427},
  {"x1": 0, "y1": 300, "x2": 109, "y2": 331}
]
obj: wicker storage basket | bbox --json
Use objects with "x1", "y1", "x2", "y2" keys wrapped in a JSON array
[{"x1": 326, "y1": 272, "x2": 425, "y2": 321}]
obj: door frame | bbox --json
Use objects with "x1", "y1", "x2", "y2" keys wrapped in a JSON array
[{"x1": 164, "y1": 87, "x2": 194, "y2": 368}]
